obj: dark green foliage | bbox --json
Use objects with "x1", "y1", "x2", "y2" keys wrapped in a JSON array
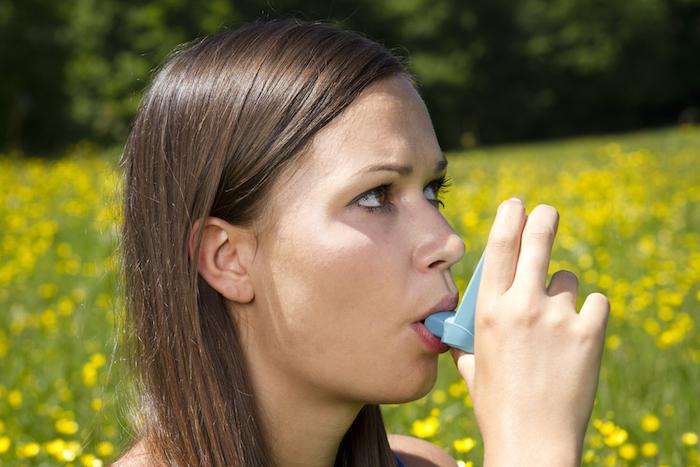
[{"x1": 1, "y1": 0, "x2": 699, "y2": 154}]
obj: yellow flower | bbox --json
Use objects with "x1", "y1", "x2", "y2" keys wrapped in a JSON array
[
  {"x1": 641, "y1": 414, "x2": 660, "y2": 432},
  {"x1": 90, "y1": 353, "x2": 106, "y2": 367},
  {"x1": 577, "y1": 253, "x2": 593, "y2": 269},
  {"x1": 448, "y1": 381, "x2": 466, "y2": 398},
  {"x1": 463, "y1": 394, "x2": 472, "y2": 408},
  {"x1": 96, "y1": 441, "x2": 114, "y2": 457},
  {"x1": 603, "y1": 453, "x2": 617, "y2": 466},
  {"x1": 38, "y1": 282, "x2": 58, "y2": 298},
  {"x1": 410, "y1": 416, "x2": 440, "y2": 439},
  {"x1": 0, "y1": 331, "x2": 7, "y2": 358},
  {"x1": 643, "y1": 318, "x2": 660, "y2": 336},
  {"x1": 641, "y1": 442, "x2": 658, "y2": 458},
  {"x1": 582, "y1": 449, "x2": 597, "y2": 463},
  {"x1": 461, "y1": 211, "x2": 478, "y2": 229},
  {"x1": 658, "y1": 305, "x2": 674, "y2": 321},
  {"x1": 40, "y1": 308, "x2": 57, "y2": 329},
  {"x1": 55, "y1": 417, "x2": 79, "y2": 435},
  {"x1": 91, "y1": 398, "x2": 103, "y2": 411},
  {"x1": 588, "y1": 434, "x2": 603, "y2": 448},
  {"x1": 59, "y1": 440, "x2": 82, "y2": 461},
  {"x1": 57, "y1": 297, "x2": 74, "y2": 315},
  {"x1": 45, "y1": 438, "x2": 66, "y2": 457},
  {"x1": 604, "y1": 427, "x2": 628, "y2": 447},
  {"x1": 606, "y1": 334, "x2": 621, "y2": 350},
  {"x1": 16, "y1": 441, "x2": 40, "y2": 458},
  {"x1": 453, "y1": 437, "x2": 476, "y2": 454},
  {"x1": 594, "y1": 419, "x2": 616, "y2": 436},
  {"x1": 0, "y1": 436, "x2": 10, "y2": 454},
  {"x1": 7, "y1": 389, "x2": 22, "y2": 408},
  {"x1": 80, "y1": 453, "x2": 104, "y2": 467},
  {"x1": 96, "y1": 293, "x2": 111, "y2": 308},
  {"x1": 430, "y1": 408, "x2": 440, "y2": 417},
  {"x1": 682, "y1": 432, "x2": 699, "y2": 446},
  {"x1": 82, "y1": 363, "x2": 97, "y2": 387},
  {"x1": 619, "y1": 443, "x2": 638, "y2": 460},
  {"x1": 431, "y1": 390, "x2": 446, "y2": 404}
]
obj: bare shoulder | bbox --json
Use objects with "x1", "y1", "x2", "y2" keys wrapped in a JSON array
[
  {"x1": 388, "y1": 433, "x2": 458, "y2": 467},
  {"x1": 110, "y1": 439, "x2": 152, "y2": 467}
]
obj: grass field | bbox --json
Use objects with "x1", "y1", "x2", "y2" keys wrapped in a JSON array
[{"x1": 1, "y1": 126, "x2": 698, "y2": 466}]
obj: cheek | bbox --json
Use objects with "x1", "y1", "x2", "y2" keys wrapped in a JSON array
[
  {"x1": 261, "y1": 213, "x2": 438, "y2": 401},
  {"x1": 271, "y1": 215, "x2": 406, "y2": 350}
]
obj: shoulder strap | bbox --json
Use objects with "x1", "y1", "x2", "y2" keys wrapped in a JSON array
[{"x1": 393, "y1": 452, "x2": 406, "y2": 467}]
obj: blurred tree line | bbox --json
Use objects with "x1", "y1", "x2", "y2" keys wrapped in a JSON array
[{"x1": 1, "y1": 0, "x2": 699, "y2": 155}]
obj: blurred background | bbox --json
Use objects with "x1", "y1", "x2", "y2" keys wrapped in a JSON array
[
  {"x1": 2, "y1": 0, "x2": 700, "y2": 154},
  {"x1": 0, "y1": 1, "x2": 698, "y2": 466}
]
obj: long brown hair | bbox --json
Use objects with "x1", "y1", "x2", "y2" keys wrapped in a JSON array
[{"x1": 119, "y1": 18, "x2": 413, "y2": 466}]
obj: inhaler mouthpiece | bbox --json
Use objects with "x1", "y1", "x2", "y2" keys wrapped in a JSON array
[{"x1": 423, "y1": 249, "x2": 485, "y2": 354}]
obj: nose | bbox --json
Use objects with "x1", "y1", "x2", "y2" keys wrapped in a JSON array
[{"x1": 412, "y1": 207, "x2": 466, "y2": 272}]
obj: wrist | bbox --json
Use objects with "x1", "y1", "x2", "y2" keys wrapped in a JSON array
[{"x1": 483, "y1": 438, "x2": 582, "y2": 467}]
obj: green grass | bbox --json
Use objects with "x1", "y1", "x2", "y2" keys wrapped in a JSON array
[{"x1": 1, "y1": 126, "x2": 699, "y2": 466}]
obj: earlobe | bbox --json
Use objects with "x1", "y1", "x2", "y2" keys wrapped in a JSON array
[{"x1": 189, "y1": 217, "x2": 256, "y2": 304}]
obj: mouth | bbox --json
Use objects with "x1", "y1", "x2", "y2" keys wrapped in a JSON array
[
  {"x1": 411, "y1": 320, "x2": 451, "y2": 353},
  {"x1": 414, "y1": 293, "x2": 459, "y2": 324}
]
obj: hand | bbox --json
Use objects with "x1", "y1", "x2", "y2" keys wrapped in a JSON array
[{"x1": 451, "y1": 199, "x2": 610, "y2": 464}]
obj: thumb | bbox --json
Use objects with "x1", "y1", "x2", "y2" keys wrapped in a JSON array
[{"x1": 450, "y1": 347, "x2": 475, "y2": 396}]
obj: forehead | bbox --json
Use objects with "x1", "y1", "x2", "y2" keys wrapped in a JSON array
[
  {"x1": 255, "y1": 75, "x2": 440, "y2": 240},
  {"x1": 297, "y1": 75, "x2": 440, "y2": 180}
]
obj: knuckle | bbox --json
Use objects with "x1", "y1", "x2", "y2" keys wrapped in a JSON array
[
  {"x1": 545, "y1": 311, "x2": 569, "y2": 330},
  {"x1": 513, "y1": 308, "x2": 541, "y2": 327},
  {"x1": 508, "y1": 294, "x2": 541, "y2": 326},
  {"x1": 574, "y1": 321, "x2": 601, "y2": 344},
  {"x1": 488, "y1": 234, "x2": 518, "y2": 251},
  {"x1": 524, "y1": 227, "x2": 554, "y2": 242},
  {"x1": 477, "y1": 298, "x2": 499, "y2": 327},
  {"x1": 478, "y1": 312, "x2": 497, "y2": 328},
  {"x1": 506, "y1": 289, "x2": 548, "y2": 327}
]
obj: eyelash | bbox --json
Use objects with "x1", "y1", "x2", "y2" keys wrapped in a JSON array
[{"x1": 356, "y1": 175, "x2": 453, "y2": 214}]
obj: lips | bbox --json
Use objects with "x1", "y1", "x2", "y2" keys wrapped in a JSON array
[
  {"x1": 415, "y1": 293, "x2": 459, "y2": 324},
  {"x1": 411, "y1": 321, "x2": 450, "y2": 353}
]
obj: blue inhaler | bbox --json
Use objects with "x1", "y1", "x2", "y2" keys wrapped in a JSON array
[{"x1": 423, "y1": 249, "x2": 486, "y2": 354}]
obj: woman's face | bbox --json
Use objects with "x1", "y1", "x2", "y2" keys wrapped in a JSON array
[{"x1": 239, "y1": 75, "x2": 465, "y2": 405}]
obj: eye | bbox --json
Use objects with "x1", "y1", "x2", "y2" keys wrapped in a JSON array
[
  {"x1": 355, "y1": 184, "x2": 393, "y2": 214},
  {"x1": 424, "y1": 174, "x2": 452, "y2": 209},
  {"x1": 354, "y1": 175, "x2": 453, "y2": 214}
]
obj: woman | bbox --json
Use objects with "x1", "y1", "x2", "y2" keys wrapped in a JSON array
[{"x1": 114, "y1": 18, "x2": 609, "y2": 466}]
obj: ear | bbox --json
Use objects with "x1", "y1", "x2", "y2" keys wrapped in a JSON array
[{"x1": 188, "y1": 217, "x2": 257, "y2": 304}]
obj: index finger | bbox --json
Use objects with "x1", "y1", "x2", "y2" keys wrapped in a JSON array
[{"x1": 481, "y1": 198, "x2": 527, "y2": 298}]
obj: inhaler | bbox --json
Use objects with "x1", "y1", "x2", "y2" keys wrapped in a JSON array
[{"x1": 423, "y1": 249, "x2": 486, "y2": 353}]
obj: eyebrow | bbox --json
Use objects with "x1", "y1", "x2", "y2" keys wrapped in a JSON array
[{"x1": 355, "y1": 153, "x2": 448, "y2": 177}]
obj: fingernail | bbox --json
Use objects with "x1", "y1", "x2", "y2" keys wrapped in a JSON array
[{"x1": 498, "y1": 197, "x2": 521, "y2": 212}]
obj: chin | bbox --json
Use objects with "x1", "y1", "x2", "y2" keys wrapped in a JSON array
[{"x1": 373, "y1": 358, "x2": 439, "y2": 404}]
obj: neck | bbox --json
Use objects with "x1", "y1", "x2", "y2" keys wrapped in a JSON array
[{"x1": 248, "y1": 357, "x2": 365, "y2": 467}]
